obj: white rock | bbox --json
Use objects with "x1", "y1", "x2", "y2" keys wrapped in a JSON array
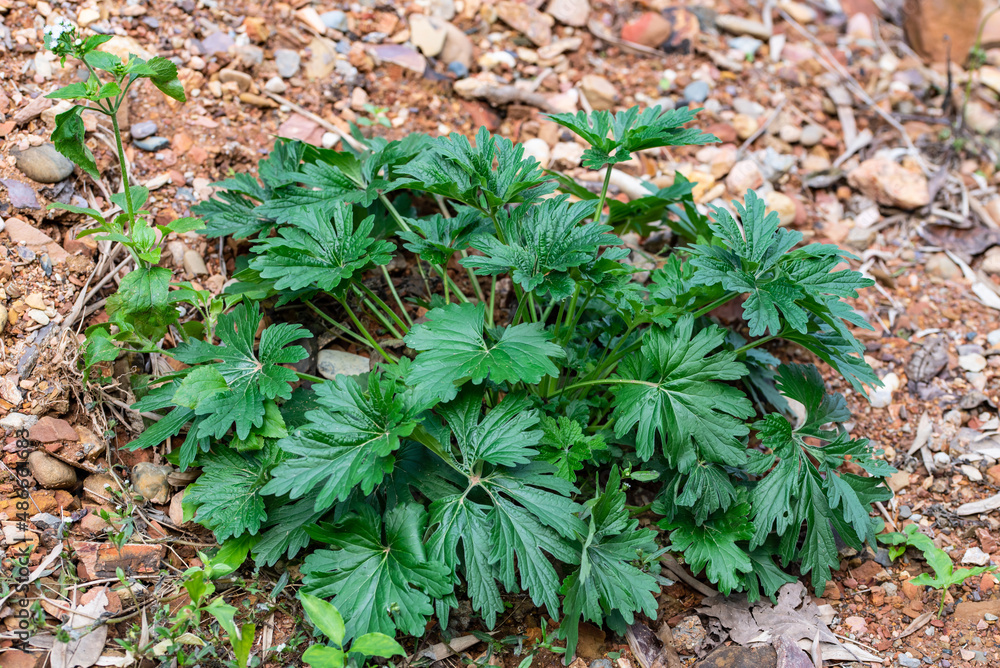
[
  {"x1": 882, "y1": 372, "x2": 901, "y2": 393},
  {"x1": 0, "y1": 412, "x2": 38, "y2": 431},
  {"x1": 522, "y1": 138, "x2": 551, "y2": 169},
  {"x1": 410, "y1": 14, "x2": 448, "y2": 57},
  {"x1": 960, "y1": 353, "x2": 987, "y2": 372},
  {"x1": 317, "y1": 350, "x2": 370, "y2": 379},
  {"x1": 987, "y1": 328, "x2": 1000, "y2": 346},
  {"x1": 322, "y1": 132, "x2": 340, "y2": 149},
  {"x1": 551, "y1": 142, "x2": 584, "y2": 169},
  {"x1": 27, "y1": 309, "x2": 49, "y2": 325},
  {"x1": 264, "y1": 76, "x2": 287, "y2": 94},
  {"x1": 962, "y1": 547, "x2": 991, "y2": 566},
  {"x1": 961, "y1": 464, "x2": 984, "y2": 482},
  {"x1": 869, "y1": 388, "x2": 893, "y2": 409},
  {"x1": 800, "y1": 125, "x2": 824, "y2": 147}
]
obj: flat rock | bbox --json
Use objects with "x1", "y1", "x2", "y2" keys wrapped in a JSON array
[
  {"x1": 496, "y1": 1, "x2": 553, "y2": 46},
  {"x1": 715, "y1": 14, "x2": 771, "y2": 40},
  {"x1": 83, "y1": 473, "x2": 124, "y2": 504},
  {"x1": 1, "y1": 178, "x2": 40, "y2": 209},
  {"x1": 410, "y1": 14, "x2": 448, "y2": 57},
  {"x1": 368, "y1": 44, "x2": 427, "y2": 73},
  {"x1": 5, "y1": 218, "x2": 54, "y2": 247},
  {"x1": 134, "y1": 136, "x2": 169, "y2": 152},
  {"x1": 317, "y1": 349, "x2": 370, "y2": 379},
  {"x1": 72, "y1": 541, "x2": 166, "y2": 578},
  {"x1": 546, "y1": 0, "x2": 590, "y2": 27},
  {"x1": 130, "y1": 121, "x2": 157, "y2": 139},
  {"x1": 296, "y1": 6, "x2": 327, "y2": 34},
  {"x1": 902, "y1": 0, "x2": 982, "y2": 63},
  {"x1": 219, "y1": 68, "x2": 252, "y2": 92},
  {"x1": 183, "y1": 249, "x2": 208, "y2": 276},
  {"x1": 695, "y1": 644, "x2": 777, "y2": 668},
  {"x1": 441, "y1": 23, "x2": 474, "y2": 69},
  {"x1": 12, "y1": 144, "x2": 75, "y2": 183},
  {"x1": 274, "y1": 49, "x2": 301, "y2": 78},
  {"x1": 580, "y1": 74, "x2": 618, "y2": 110},
  {"x1": 847, "y1": 158, "x2": 930, "y2": 210},
  {"x1": 29, "y1": 416, "x2": 79, "y2": 443},
  {"x1": 27, "y1": 451, "x2": 77, "y2": 489}
]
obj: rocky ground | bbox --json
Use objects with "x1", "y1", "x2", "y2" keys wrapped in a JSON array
[{"x1": 3, "y1": 0, "x2": 1000, "y2": 666}]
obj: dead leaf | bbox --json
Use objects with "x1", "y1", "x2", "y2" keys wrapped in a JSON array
[
  {"x1": 51, "y1": 588, "x2": 109, "y2": 668},
  {"x1": 700, "y1": 582, "x2": 882, "y2": 664},
  {"x1": 899, "y1": 611, "x2": 934, "y2": 638}
]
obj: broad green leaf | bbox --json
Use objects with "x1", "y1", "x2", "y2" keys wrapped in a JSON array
[
  {"x1": 52, "y1": 106, "x2": 99, "y2": 179},
  {"x1": 300, "y1": 592, "x2": 346, "y2": 646},
  {"x1": 302, "y1": 645, "x2": 345, "y2": 668},
  {"x1": 404, "y1": 302, "x2": 564, "y2": 403},
  {"x1": 263, "y1": 374, "x2": 417, "y2": 512},
  {"x1": 184, "y1": 444, "x2": 278, "y2": 541},
  {"x1": 302, "y1": 503, "x2": 452, "y2": 640},
  {"x1": 172, "y1": 366, "x2": 228, "y2": 410},
  {"x1": 610, "y1": 315, "x2": 753, "y2": 467},
  {"x1": 349, "y1": 633, "x2": 405, "y2": 658}
]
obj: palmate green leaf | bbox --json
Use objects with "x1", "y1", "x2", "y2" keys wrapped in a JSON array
[
  {"x1": 547, "y1": 105, "x2": 717, "y2": 169},
  {"x1": 663, "y1": 500, "x2": 754, "y2": 595},
  {"x1": 262, "y1": 374, "x2": 417, "y2": 512},
  {"x1": 749, "y1": 364, "x2": 893, "y2": 593},
  {"x1": 560, "y1": 468, "x2": 660, "y2": 660},
  {"x1": 404, "y1": 302, "x2": 564, "y2": 403},
  {"x1": 184, "y1": 443, "x2": 281, "y2": 541},
  {"x1": 52, "y1": 105, "x2": 99, "y2": 180},
  {"x1": 399, "y1": 126, "x2": 555, "y2": 212},
  {"x1": 460, "y1": 195, "x2": 620, "y2": 300},
  {"x1": 417, "y1": 390, "x2": 585, "y2": 627},
  {"x1": 171, "y1": 302, "x2": 310, "y2": 439},
  {"x1": 689, "y1": 190, "x2": 875, "y2": 341},
  {"x1": 252, "y1": 492, "x2": 326, "y2": 567},
  {"x1": 538, "y1": 415, "x2": 607, "y2": 482},
  {"x1": 397, "y1": 207, "x2": 489, "y2": 266},
  {"x1": 610, "y1": 315, "x2": 753, "y2": 467},
  {"x1": 249, "y1": 203, "x2": 394, "y2": 294},
  {"x1": 302, "y1": 503, "x2": 452, "y2": 641}
]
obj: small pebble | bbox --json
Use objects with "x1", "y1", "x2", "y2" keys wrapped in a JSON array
[
  {"x1": 27, "y1": 309, "x2": 49, "y2": 325},
  {"x1": 683, "y1": 80, "x2": 710, "y2": 104},
  {"x1": 960, "y1": 353, "x2": 987, "y2": 372},
  {"x1": 134, "y1": 136, "x2": 170, "y2": 152},
  {"x1": 130, "y1": 121, "x2": 158, "y2": 139},
  {"x1": 898, "y1": 505, "x2": 912, "y2": 519},
  {"x1": 322, "y1": 132, "x2": 339, "y2": 149},
  {"x1": 447, "y1": 60, "x2": 469, "y2": 78}
]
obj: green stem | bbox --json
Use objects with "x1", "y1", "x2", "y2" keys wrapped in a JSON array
[
  {"x1": 692, "y1": 292, "x2": 738, "y2": 319},
  {"x1": 109, "y1": 107, "x2": 142, "y2": 268},
  {"x1": 337, "y1": 297, "x2": 397, "y2": 363},
  {"x1": 303, "y1": 300, "x2": 374, "y2": 349},
  {"x1": 487, "y1": 275, "x2": 497, "y2": 328},
  {"x1": 356, "y1": 282, "x2": 408, "y2": 335},
  {"x1": 379, "y1": 265, "x2": 414, "y2": 327},
  {"x1": 626, "y1": 503, "x2": 653, "y2": 516},
  {"x1": 459, "y1": 250, "x2": 487, "y2": 304},
  {"x1": 594, "y1": 167, "x2": 613, "y2": 223},
  {"x1": 732, "y1": 333, "x2": 779, "y2": 357},
  {"x1": 295, "y1": 371, "x2": 325, "y2": 383}
]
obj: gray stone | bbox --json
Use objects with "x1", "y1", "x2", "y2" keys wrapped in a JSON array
[
  {"x1": 671, "y1": 615, "x2": 706, "y2": 654},
  {"x1": 0, "y1": 412, "x2": 38, "y2": 431},
  {"x1": 265, "y1": 76, "x2": 288, "y2": 94},
  {"x1": 274, "y1": 49, "x2": 301, "y2": 78},
  {"x1": 130, "y1": 121, "x2": 158, "y2": 139},
  {"x1": 200, "y1": 31, "x2": 234, "y2": 55},
  {"x1": 183, "y1": 250, "x2": 208, "y2": 276},
  {"x1": 448, "y1": 61, "x2": 469, "y2": 77},
  {"x1": 987, "y1": 328, "x2": 1000, "y2": 346},
  {"x1": 898, "y1": 505, "x2": 912, "y2": 519},
  {"x1": 12, "y1": 144, "x2": 75, "y2": 183},
  {"x1": 683, "y1": 80, "x2": 710, "y2": 103},
  {"x1": 1, "y1": 178, "x2": 40, "y2": 209},
  {"x1": 27, "y1": 451, "x2": 77, "y2": 489},
  {"x1": 134, "y1": 136, "x2": 169, "y2": 152},
  {"x1": 898, "y1": 654, "x2": 921, "y2": 668},
  {"x1": 235, "y1": 44, "x2": 264, "y2": 67},
  {"x1": 800, "y1": 125, "x2": 824, "y2": 147},
  {"x1": 321, "y1": 10, "x2": 348, "y2": 31},
  {"x1": 317, "y1": 349, "x2": 370, "y2": 379},
  {"x1": 729, "y1": 35, "x2": 762, "y2": 57}
]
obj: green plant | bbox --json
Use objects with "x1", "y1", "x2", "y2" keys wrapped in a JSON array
[
  {"x1": 43, "y1": 27, "x2": 221, "y2": 382},
  {"x1": 299, "y1": 592, "x2": 405, "y2": 668},
  {"x1": 356, "y1": 103, "x2": 392, "y2": 128},
  {"x1": 55, "y1": 58, "x2": 893, "y2": 660},
  {"x1": 878, "y1": 524, "x2": 996, "y2": 616}
]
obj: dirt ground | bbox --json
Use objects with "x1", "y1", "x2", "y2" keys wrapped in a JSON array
[{"x1": 3, "y1": 0, "x2": 1000, "y2": 666}]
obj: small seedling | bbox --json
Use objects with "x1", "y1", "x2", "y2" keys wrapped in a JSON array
[
  {"x1": 879, "y1": 525, "x2": 997, "y2": 616},
  {"x1": 299, "y1": 593, "x2": 405, "y2": 668}
]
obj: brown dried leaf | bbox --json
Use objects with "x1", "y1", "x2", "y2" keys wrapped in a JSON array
[{"x1": 51, "y1": 588, "x2": 108, "y2": 668}]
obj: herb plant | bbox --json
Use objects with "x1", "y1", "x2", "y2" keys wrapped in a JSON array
[
  {"x1": 48, "y1": 30, "x2": 893, "y2": 659},
  {"x1": 879, "y1": 524, "x2": 996, "y2": 616}
]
